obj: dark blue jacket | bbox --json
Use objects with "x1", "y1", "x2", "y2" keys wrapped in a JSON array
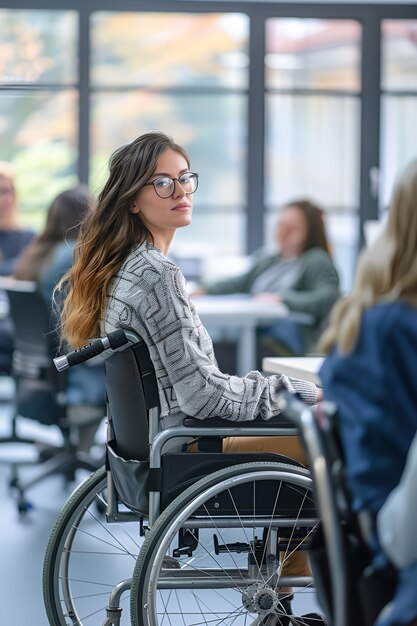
[
  {"x1": 39, "y1": 240, "x2": 106, "y2": 407},
  {"x1": 0, "y1": 229, "x2": 34, "y2": 275},
  {"x1": 320, "y1": 301, "x2": 417, "y2": 516}
]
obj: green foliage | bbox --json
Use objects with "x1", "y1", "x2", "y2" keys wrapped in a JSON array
[
  {"x1": 89, "y1": 151, "x2": 110, "y2": 198},
  {"x1": 12, "y1": 141, "x2": 77, "y2": 230}
]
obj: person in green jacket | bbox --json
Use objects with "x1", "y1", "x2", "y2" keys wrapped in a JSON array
[{"x1": 197, "y1": 199, "x2": 340, "y2": 356}]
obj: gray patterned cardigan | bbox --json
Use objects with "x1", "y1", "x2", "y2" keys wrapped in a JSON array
[{"x1": 103, "y1": 242, "x2": 317, "y2": 425}]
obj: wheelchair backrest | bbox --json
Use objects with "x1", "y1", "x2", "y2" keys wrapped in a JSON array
[{"x1": 104, "y1": 334, "x2": 160, "y2": 462}]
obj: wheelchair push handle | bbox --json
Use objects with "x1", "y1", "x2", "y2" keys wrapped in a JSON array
[{"x1": 54, "y1": 329, "x2": 129, "y2": 372}]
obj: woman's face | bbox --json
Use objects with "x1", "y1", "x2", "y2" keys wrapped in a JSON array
[
  {"x1": 132, "y1": 148, "x2": 193, "y2": 248},
  {"x1": 275, "y1": 205, "x2": 308, "y2": 258},
  {"x1": 0, "y1": 175, "x2": 15, "y2": 217}
]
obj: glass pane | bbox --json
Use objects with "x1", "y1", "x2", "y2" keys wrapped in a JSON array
[
  {"x1": 0, "y1": 9, "x2": 77, "y2": 84},
  {"x1": 265, "y1": 18, "x2": 361, "y2": 91},
  {"x1": 90, "y1": 92, "x2": 247, "y2": 206},
  {"x1": 91, "y1": 12, "x2": 249, "y2": 88},
  {"x1": 170, "y1": 211, "x2": 245, "y2": 261},
  {"x1": 382, "y1": 20, "x2": 417, "y2": 90},
  {"x1": 265, "y1": 94, "x2": 360, "y2": 208},
  {"x1": 264, "y1": 210, "x2": 358, "y2": 294},
  {"x1": 0, "y1": 90, "x2": 78, "y2": 229},
  {"x1": 380, "y1": 96, "x2": 417, "y2": 211}
]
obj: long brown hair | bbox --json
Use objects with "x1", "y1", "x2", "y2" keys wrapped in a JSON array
[
  {"x1": 60, "y1": 131, "x2": 190, "y2": 348},
  {"x1": 320, "y1": 158, "x2": 417, "y2": 355},
  {"x1": 14, "y1": 186, "x2": 91, "y2": 281},
  {"x1": 284, "y1": 199, "x2": 331, "y2": 254}
]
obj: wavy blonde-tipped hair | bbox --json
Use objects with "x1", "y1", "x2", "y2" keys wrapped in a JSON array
[
  {"x1": 60, "y1": 131, "x2": 190, "y2": 348},
  {"x1": 320, "y1": 158, "x2": 417, "y2": 355}
]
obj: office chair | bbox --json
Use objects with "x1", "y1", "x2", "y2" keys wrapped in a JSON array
[{"x1": 0, "y1": 277, "x2": 104, "y2": 513}]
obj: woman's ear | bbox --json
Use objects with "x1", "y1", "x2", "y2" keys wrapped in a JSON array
[{"x1": 130, "y1": 202, "x2": 140, "y2": 215}]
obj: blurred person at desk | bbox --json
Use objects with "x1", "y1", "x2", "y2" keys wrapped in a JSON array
[
  {"x1": 14, "y1": 186, "x2": 106, "y2": 452},
  {"x1": 0, "y1": 162, "x2": 35, "y2": 373},
  {"x1": 194, "y1": 199, "x2": 340, "y2": 357}
]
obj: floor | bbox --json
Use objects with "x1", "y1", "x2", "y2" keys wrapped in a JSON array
[
  {"x1": 0, "y1": 379, "x2": 323, "y2": 626},
  {"x1": 0, "y1": 379, "x2": 102, "y2": 626}
]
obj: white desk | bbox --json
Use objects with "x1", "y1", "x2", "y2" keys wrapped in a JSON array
[
  {"x1": 262, "y1": 356, "x2": 323, "y2": 386},
  {"x1": 193, "y1": 295, "x2": 313, "y2": 376}
]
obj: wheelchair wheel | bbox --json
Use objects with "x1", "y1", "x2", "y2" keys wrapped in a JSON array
[
  {"x1": 43, "y1": 466, "x2": 143, "y2": 625},
  {"x1": 131, "y1": 461, "x2": 318, "y2": 626}
]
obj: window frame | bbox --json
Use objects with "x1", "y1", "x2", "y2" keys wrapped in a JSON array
[{"x1": 3, "y1": 0, "x2": 417, "y2": 256}]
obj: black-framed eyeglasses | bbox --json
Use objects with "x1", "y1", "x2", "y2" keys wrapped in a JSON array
[{"x1": 143, "y1": 172, "x2": 199, "y2": 199}]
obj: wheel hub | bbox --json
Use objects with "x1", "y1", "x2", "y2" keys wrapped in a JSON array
[{"x1": 242, "y1": 583, "x2": 279, "y2": 614}]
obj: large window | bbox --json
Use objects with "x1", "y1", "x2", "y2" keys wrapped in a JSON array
[
  {"x1": 0, "y1": 9, "x2": 78, "y2": 228},
  {"x1": 380, "y1": 19, "x2": 417, "y2": 211},
  {"x1": 265, "y1": 18, "x2": 362, "y2": 291},
  {"x1": 0, "y1": 3, "x2": 416, "y2": 289},
  {"x1": 90, "y1": 11, "x2": 249, "y2": 257}
]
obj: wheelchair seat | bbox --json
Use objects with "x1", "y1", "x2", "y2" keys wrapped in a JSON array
[{"x1": 103, "y1": 329, "x2": 307, "y2": 518}]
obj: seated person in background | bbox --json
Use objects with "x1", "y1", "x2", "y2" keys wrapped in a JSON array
[
  {"x1": 59, "y1": 132, "x2": 324, "y2": 621},
  {"x1": 14, "y1": 186, "x2": 106, "y2": 453},
  {"x1": 0, "y1": 161, "x2": 35, "y2": 374},
  {"x1": 195, "y1": 199, "x2": 340, "y2": 356},
  {"x1": 319, "y1": 158, "x2": 417, "y2": 626},
  {"x1": 0, "y1": 161, "x2": 35, "y2": 275}
]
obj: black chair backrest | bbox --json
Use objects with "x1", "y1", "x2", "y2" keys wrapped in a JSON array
[
  {"x1": 104, "y1": 335, "x2": 160, "y2": 462},
  {"x1": 1, "y1": 278, "x2": 65, "y2": 425}
]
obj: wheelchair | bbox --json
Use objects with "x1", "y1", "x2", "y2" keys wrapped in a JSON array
[{"x1": 42, "y1": 329, "x2": 321, "y2": 626}]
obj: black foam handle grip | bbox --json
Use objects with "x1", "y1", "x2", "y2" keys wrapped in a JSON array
[
  {"x1": 107, "y1": 329, "x2": 129, "y2": 350},
  {"x1": 66, "y1": 338, "x2": 108, "y2": 367},
  {"x1": 55, "y1": 330, "x2": 129, "y2": 371}
]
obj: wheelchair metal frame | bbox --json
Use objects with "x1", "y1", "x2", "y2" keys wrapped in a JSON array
[
  {"x1": 43, "y1": 330, "x2": 322, "y2": 626},
  {"x1": 278, "y1": 393, "x2": 347, "y2": 626}
]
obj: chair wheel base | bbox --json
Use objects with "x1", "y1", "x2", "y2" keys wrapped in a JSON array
[{"x1": 17, "y1": 499, "x2": 34, "y2": 514}]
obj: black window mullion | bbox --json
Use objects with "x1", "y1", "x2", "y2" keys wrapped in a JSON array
[
  {"x1": 358, "y1": 10, "x2": 381, "y2": 247},
  {"x1": 78, "y1": 7, "x2": 90, "y2": 185},
  {"x1": 246, "y1": 13, "x2": 265, "y2": 255}
]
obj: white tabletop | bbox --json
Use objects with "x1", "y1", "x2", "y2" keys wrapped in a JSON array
[
  {"x1": 262, "y1": 356, "x2": 323, "y2": 385},
  {"x1": 193, "y1": 296, "x2": 290, "y2": 375},
  {"x1": 193, "y1": 295, "x2": 290, "y2": 324},
  {"x1": 192, "y1": 295, "x2": 314, "y2": 375},
  {"x1": 193, "y1": 295, "x2": 314, "y2": 326}
]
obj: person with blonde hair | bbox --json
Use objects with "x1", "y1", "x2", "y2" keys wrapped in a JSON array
[{"x1": 319, "y1": 158, "x2": 417, "y2": 626}]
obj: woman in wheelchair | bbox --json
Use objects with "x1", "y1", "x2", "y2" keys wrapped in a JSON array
[
  {"x1": 318, "y1": 158, "x2": 417, "y2": 626},
  {"x1": 58, "y1": 131, "x2": 322, "y2": 623}
]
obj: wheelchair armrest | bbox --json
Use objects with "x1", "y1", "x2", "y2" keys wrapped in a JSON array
[{"x1": 182, "y1": 415, "x2": 293, "y2": 429}]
